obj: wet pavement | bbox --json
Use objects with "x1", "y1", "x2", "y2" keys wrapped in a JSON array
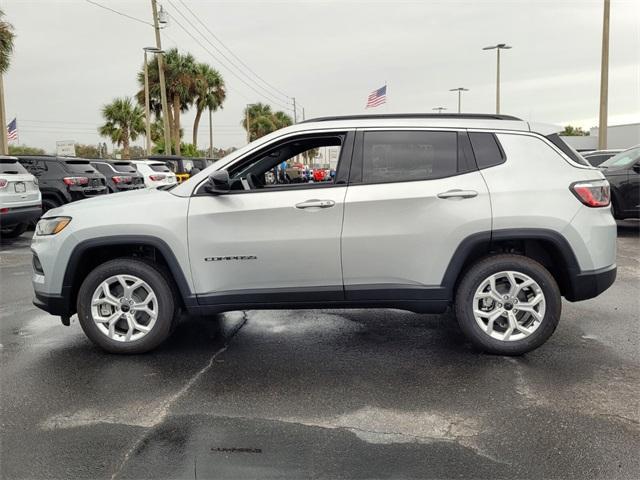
[{"x1": 1, "y1": 223, "x2": 639, "y2": 479}]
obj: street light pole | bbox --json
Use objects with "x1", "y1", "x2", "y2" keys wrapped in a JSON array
[
  {"x1": 483, "y1": 43, "x2": 512, "y2": 114},
  {"x1": 598, "y1": 0, "x2": 610, "y2": 149},
  {"x1": 449, "y1": 87, "x2": 469, "y2": 113},
  {"x1": 143, "y1": 47, "x2": 163, "y2": 156},
  {"x1": 151, "y1": 0, "x2": 172, "y2": 154}
]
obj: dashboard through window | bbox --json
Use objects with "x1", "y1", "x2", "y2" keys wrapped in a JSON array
[{"x1": 226, "y1": 133, "x2": 346, "y2": 191}]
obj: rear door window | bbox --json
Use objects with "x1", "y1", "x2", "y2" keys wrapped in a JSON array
[
  {"x1": 361, "y1": 131, "x2": 458, "y2": 183},
  {"x1": 468, "y1": 132, "x2": 506, "y2": 169}
]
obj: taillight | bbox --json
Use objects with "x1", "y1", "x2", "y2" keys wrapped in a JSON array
[
  {"x1": 570, "y1": 179, "x2": 610, "y2": 207},
  {"x1": 112, "y1": 176, "x2": 132, "y2": 184},
  {"x1": 63, "y1": 176, "x2": 89, "y2": 186},
  {"x1": 149, "y1": 174, "x2": 166, "y2": 181},
  {"x1": 0, "y1": 179, "x2": 7, "y2": 188}
]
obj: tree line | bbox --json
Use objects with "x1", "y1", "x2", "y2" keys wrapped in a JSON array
[{"x1": 99, "y1": 48, "x2": 294, "y2": 159}]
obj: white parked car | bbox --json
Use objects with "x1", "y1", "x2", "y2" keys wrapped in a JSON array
[
  {"x1": 131, "y1": 160, "x2": 177, "y2": 188},
  {"x1": 0, "y1": 155, "x2": 42, "y2": 238}
]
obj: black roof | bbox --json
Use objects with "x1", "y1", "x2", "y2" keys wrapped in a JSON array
[{"x1": 301, "y1": 113, "x2": 522, "y2": 123}]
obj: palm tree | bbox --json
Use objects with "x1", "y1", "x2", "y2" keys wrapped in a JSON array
[
  {"x1": 98, "y1": 97, "x2": 145, "y2": 159},
  {"x1": 241, "y1": 104, "x2": 293, "y2": 142},
  {"x1": 137, "y1": 48, "x2": 197, "y2": 155},
  {"x1": 0, "y1": 8, "x2": 15, "y2": 74},
  {"x1": 192, "y1": 63, "x2": 225, "y2": 149}
]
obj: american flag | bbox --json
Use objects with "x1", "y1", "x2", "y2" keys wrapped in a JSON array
[
  {"x1": 366, "y1": 85, "x2": 387, "y2": 108},
  {"x1": 7, "y1": 118, "x2": 17, "y2": 141}
]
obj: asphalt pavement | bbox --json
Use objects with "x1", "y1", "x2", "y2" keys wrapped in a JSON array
[{"x1": 1, "y1": 224, "x2": 638, "y2": 479}]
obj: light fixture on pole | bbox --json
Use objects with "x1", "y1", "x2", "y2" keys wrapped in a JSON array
[
  {"x1": 432, "y1": 107, "x2": 447, "y2": 114},
  {"x1": 482, "y1": 43, "x2": 512, "y2": 114},
  {"x1": 143, "y1": 47, "x2": 163, "y2": 155},
  {"x1": 449, "y1": 87, "x2": 469, "y2": 114}
]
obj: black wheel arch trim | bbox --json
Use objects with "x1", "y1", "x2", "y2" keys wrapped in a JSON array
[{"x1": 61, "y1": 235, "x2": 197, "y2": 308}]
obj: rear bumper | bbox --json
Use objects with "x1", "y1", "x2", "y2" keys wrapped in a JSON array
[
  {"x1": 565, "y1": 264, "x2": 617, "y2": 302},
  {"x1": 1, "y1": 205, "x2": 42, "y2": 226}
]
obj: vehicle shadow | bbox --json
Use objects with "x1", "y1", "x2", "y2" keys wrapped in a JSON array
[{"x1": 617, "y1": 220, "x2": 640, "y2": 238}]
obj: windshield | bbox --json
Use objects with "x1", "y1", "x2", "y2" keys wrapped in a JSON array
[
  {"x1": 0, "y1": 160, "x2": 29, "y2": 174},
  {"x1": 599, "y1": 146, "x2": 640, "y2": 168},
  {"x1": 64, "y1": 160, "x2": 97, "y2": 174},
  {"x1": 113, "y1": 162, "x2": 137, "y2": 173},
  {"x1": 149, "y1": 163, "x2": 171, "y2": 172}
]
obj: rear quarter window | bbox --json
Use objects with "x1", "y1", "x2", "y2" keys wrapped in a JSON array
[
  {"x1": 545, "y1": 134, "x2": 590, "y2": 166},
  {"x1": 468, "y1": 132, "x2": 505, "y2": 169}
]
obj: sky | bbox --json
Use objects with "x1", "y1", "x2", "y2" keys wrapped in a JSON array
[{"x1": 2, "y1": 0, "x2": 639, "y2": 152}]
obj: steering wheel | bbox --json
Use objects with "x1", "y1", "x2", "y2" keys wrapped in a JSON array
[{"x1": 246, "y1": 173, "x2": 263, "y2": 190}]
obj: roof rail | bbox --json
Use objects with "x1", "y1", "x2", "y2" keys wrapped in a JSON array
[{"x1": 301, "y1": 113, "x2": 522, "y2": 123}]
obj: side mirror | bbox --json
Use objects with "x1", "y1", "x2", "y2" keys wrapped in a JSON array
[{"x1": 205, "y1": 170, "x2": 230, "y2": 194}]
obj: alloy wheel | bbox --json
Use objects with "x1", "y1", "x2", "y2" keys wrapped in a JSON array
[
  {"x1": 472, "y1": 270, "x2": 546, "y2": 342},
  {"x1": 90, "y1": 274, "x2": 158, "y2": 342}
]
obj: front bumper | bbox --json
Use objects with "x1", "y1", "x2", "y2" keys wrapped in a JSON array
[
  {"x1": 1, "y1": 205, "x2": 42, "y2": 227},
  {"x1": 565, "y1": 264, "x2": 617, "y2": 302},
  {"x1": 33, "y1": 288, "x2": 72, "y2": 317}
]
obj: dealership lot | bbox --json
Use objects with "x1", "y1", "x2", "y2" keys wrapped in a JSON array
[{"x1": 0, "y1": 224, "x2": 638, "y2": 479}]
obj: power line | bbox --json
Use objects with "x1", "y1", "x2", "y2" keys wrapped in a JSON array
[
  {"x1": 84, "y1": 0, "x2": 153, "y2": 27},
  {"x1": 165, "y1": 3, "x2": 294, "y2": 112},
  {"x1": 176, "y1": 0, "x2": 292, "y2": 102}
]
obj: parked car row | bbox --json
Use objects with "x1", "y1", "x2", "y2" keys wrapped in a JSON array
[{"x1": 0, "y1": 155, "x2": 181, "y2": 237}]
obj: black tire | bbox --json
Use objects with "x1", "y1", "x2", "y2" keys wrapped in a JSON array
[
  {"x1": 77, "y1": 258, "x2": 176, "y2": 354},
  {"x1": 42, "y1": 197, "x2": 61, "y2": 214},
  {"x1": 0, "y1": 222, "x2": 28, "y2": 238},
  {"x1": 455, "y1": 254, "x2": 561, "y2": 356}
]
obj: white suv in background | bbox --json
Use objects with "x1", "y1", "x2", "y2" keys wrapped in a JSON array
[
  {"x1": 131, "y1": 160, "x2": 177, "y2": 188},
  {"x1": 0, "y1": 156, "x2": 42, "y2": 238},
  {"x1": 30, "y1": 114, "x2": 616, "y2": 355}
]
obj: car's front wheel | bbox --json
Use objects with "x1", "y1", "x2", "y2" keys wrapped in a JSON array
[
  {"x1": 455, "y1": 254, "x2": 561, "y2": 355},
  {"x1": 77, "y1": 258, "x2": 176, "y2": 354}
]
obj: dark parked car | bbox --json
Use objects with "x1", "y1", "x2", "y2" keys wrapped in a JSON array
[
  {"x1": 599, "y1": 146, "x2": 640, "y2": 219},
  {"x1": 91, "y1": 161, "x2": 145, "y2": 193},
  {"x1": 16, "y1": 156, "x2": 107, "y2": 213},
  {"x1": 582, "y1": 149, "x2": 623, "y2": 167}
]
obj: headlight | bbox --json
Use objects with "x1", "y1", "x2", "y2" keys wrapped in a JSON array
[{"x1": 35, "y1": 217, "x2": 71, "y2": 236}]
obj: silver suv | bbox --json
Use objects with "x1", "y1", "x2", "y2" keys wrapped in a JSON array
[{"x1": 30, "y1": 114, "x2": 616, "y2": 355}]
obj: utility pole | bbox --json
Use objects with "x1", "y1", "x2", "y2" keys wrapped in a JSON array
[
  {"x1": 0, "y1": 75, "x2": 7, "y2": 154},
  {"x1": 302, "y1": 107, "x2": 305, "y2": 121},
  {"x1": 598, "y1": 0, "x2": 610, "y2": 149},
  {"x1": 483, "y1": 44, "x2": 512, "y2": 114},
  {"x1": 449, "y1": 87, "x2": 469, "y2": 113},
  {"x1": 151, "y1": 0, "x2": 172, "y2": 155},
  {"x1": 292, "y1": 97, "x2": 297, "y2": 123},
  {"x1": 208, "y1": 107, "x2": 214, "y2": 158}
]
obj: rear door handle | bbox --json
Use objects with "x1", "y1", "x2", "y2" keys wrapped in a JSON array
[
  {"x1": 295, "y1": 199, "x2": 336, "y2": 209},
  {"x1": 437, "y1": 189, "x2": 478, "y2": 199}
]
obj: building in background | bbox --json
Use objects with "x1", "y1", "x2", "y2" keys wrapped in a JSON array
[{"x1": 561, "y1": 123, "x2": 640, "y2": 151}]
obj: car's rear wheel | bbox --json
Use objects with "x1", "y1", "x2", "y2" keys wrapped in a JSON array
[
  {"x1": 0, "y1": 222, "x2": 28, "y2": 238},
  {"x1": 455, "y1": 254, "x2": 561, "y2": 355},
  {"x1": 77, "y1": 258, "x2": 176, "y2": 354}
]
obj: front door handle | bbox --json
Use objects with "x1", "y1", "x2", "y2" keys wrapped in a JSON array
[
  {"x1": 437, "y1": 189, "x2": 478, "y2": 199},
  {"x1": 295, "y1": 199, "x2": 336, "y2": 209}
]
